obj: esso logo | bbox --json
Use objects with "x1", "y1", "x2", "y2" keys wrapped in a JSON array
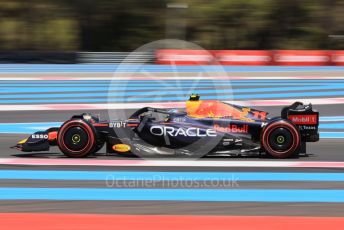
[{"x1": 31, "y1": 134, "x2": 48, "y2": 139}]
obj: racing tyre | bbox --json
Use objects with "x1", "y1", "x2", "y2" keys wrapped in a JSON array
[
  {"x1": 57, "y1": 119, "x2": 97, "y2": 158},
  {"x1": 261, "y1": 119, "x2": 301, "y2": 158}
]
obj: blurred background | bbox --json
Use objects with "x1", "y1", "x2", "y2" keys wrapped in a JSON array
[
  {"x1": 0, "y1": 0, "x2": 344, "y2": 53},
  {"x1": 2, "y1": 2, "x2": 344, "y2": 226}
]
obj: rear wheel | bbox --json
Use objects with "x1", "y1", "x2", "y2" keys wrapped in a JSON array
[
  {"x1": 261, "y1": 119, "x2": 301, "y2": 158},
  {"x1": 57, "y1": 119, "x2": 97, "y2": 158}
]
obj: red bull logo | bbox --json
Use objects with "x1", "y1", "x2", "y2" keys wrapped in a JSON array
[{"x1": 214, "y1": 124, "x2": 249, "y2": 133}]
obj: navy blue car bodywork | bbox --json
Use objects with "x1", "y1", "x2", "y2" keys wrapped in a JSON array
[{"x1": 12, "y1": 99, "x2": 319, "y2": 159}]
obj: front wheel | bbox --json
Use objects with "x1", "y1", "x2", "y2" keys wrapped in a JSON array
[
  {"x1": 57, "y1": 119, "x2": 97, "y2": 158},
  {"x1": 261, "y1": 119, "x2": 301, "y2": 158}
]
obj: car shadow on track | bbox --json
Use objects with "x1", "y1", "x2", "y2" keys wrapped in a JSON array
[{"x1": 11, "y1": 151, "x2": 313, "y2": 160}]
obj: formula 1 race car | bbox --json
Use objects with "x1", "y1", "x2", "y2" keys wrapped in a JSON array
[{"x1": 12, "y1": 95, "x2": 319, "y2": 158}]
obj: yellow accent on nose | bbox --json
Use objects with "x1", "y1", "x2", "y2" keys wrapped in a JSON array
[
  {"x1": 186, "y1": 100, "x2": 202, "y2": 117},
  {"x1": 112, "y1": 144, "x2": 131, "y2": 153},
  {"x1": 18, "y1": 138, "x2": 28, "y2": 144}
]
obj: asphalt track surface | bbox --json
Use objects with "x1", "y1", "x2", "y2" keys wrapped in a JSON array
[{"x1": 1, "y1": 68, "x2": 344, "y2": 227}]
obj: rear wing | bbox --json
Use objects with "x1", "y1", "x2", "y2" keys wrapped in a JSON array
[{"x1": 281, "y1": 102, "x2": 319, "y2": 142}]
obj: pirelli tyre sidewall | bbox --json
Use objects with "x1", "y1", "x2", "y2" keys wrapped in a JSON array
[
  {"x1": 261, "y1": 119, "x2": 301, "y2": 158},
  {"x1": 57, "y1": 119, "x2": 97, "y2": 158}
]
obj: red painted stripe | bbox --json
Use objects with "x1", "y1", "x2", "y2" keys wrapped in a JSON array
[
  {"x1": 0, "y1": 213, "x2": 344, "y2": 230},
  {"x1": 127, "y1": 124, "x2": 139, "y2": 127},
  {"x1": 93, "y1": 123, "x2": 109, "y2": 127}
]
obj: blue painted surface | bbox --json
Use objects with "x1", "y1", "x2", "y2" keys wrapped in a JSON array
[
  {"x1": 3, "y1": 79, "x2": 344, "y2": 84},
  {"x1": 0, "y1": 122, "x2": 62, "y2": 133},
  {"x1": 0, "y1": 64, "x2": 344, "y2": 73},
  {"x1": 1, "y1": 78, "x2": 344, "y2": 103},
  {"x1": 1, "y1": 79, "x2": 344, "y2": 104},
  {"x1": 320, "y1": 116, "x2": 344, "y2": 122},
  {"x1": 2, "y1": 79, "x2": 344, "y2": 84},
  {"x1": 0, "y1": 76, "x2": 343, "y2": 137},
  {"x1": 0, "y1": 82, "x2": 330, "y2": 88},
  {"x1": 1, "y1": 170, "x2": 344, "y2": 181},
  {"x1": 0, "y1": 91, "x2": 344, "y2": 104},
  {"x1": 2, "y1": 84, "x2": 344, "y2": 99},
  {"x1": 320, "y1": 123, "x2": 344, "y2": 129},
  {"x1": 0, "y1": 187, "x2": 343, "y2": 202},
  {"x1": 1, "y1": 82, "x2": 344, "y2": 95},
  {"x1": 1, "y1": 79, "x2": 343, "y2": 86},
  {"x1": 320, "y1": 132, "x2": 344, "y2": 138}
]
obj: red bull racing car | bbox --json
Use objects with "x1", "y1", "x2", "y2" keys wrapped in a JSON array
[{"x1": 12, "y1": 95, "x2": 319, "y2": 158}]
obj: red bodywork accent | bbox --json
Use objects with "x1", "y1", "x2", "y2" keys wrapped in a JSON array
[
  {"x1": 252, "y1": 111, "x2": 267, "y2": 120},
  {"x1": 127, "y1": 124, "x2": 139, "y2": 127},
  {"x1": 93, "y1": 123, "x2": 109, "y2": 127},
  {"x1": 187, "y1": 100, "x2": 245, "y2": 119},
  {"x1": 48, "y1": 131, "x2": 57, "y2": 141}
]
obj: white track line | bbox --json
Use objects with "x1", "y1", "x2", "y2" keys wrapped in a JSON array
[
  {"x1": 1, "y1": 76, "x2": 344, "y2": 80},
  {"x1": 0, "y1": 98, "x2": 342, "y2": 111},
  {"x1": 0, "y1": 158, "x2": 344, "y2": 168}
]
